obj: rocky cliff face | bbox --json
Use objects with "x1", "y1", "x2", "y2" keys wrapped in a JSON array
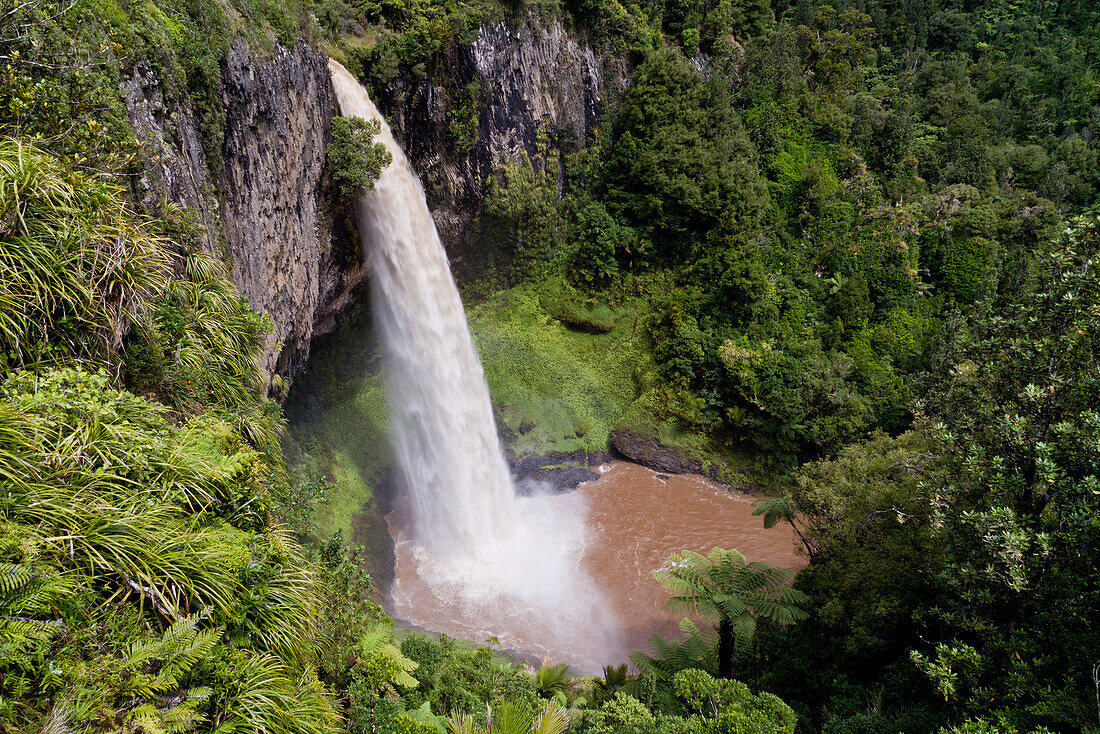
[
  {"x1": 123, "y1": 39, "x2": 364, "y2": 384},
  {"x1": 122, "y1": 19, "x2": 626, "y2": 386},
  {"x1": 373, "y1": 18, "x2": 630, "y2": 281}
]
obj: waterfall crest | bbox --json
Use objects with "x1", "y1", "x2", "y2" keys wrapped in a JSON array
[{"x1": 328, "y1": 60, "x2": 617, "y2": 670}]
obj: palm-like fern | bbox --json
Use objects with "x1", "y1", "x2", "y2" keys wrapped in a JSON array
[
  {"x1": 535, "y1": 663, "x2": 572, "y2": 698},
  {"x1": 627, "y1": 619, "x2": 716, "y2": 707},
  {"x1": 751, "y1": 497, "x2": 815, "y2": 559},
  {"x1": 655, "y1": 548, "x2": 808, "y2": 678},
  {"x1": 356, "y1": 622, "x2": 420, "y2": 692},
  {"x1": 592, "y1": 664, "x2": 632, "y2": 704}
]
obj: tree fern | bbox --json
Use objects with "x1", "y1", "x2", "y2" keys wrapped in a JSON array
[
  {"x1": 628, "y1": 618, "x2": 716, "y2": 706},
  {"x1": 655, "y1": 548, "x2": 808, "y2": 678},
  {"x1": 357, "y1": 622, "x2": 420, "y2": 691}
]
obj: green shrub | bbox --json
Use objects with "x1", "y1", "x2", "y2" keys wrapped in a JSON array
[
  {"x1": 483, "y1": 145, "x2": 563, "y2": 283},
  {"x1": 328, "y1": 116, "x2": 392, "y2": 202},
  {"x1": 0, "y1": 368, "x2": 339, "y2": 733}
]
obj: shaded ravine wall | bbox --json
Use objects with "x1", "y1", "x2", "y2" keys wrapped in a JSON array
[
  {"x1": 122, "y1": 39, "x2": 364, "y2": 384},
  {"x1": 121, "y1": 17, "x2": 630, "y2": 387}
]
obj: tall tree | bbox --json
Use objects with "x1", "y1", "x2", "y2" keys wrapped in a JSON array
[{"x1": 911, "y1": 211, "x2": 1100, "y2": 729}]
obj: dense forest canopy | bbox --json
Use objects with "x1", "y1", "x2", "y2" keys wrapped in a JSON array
[{"x1": 1, "y1": 0, "x2": 1099, "y2": 732}]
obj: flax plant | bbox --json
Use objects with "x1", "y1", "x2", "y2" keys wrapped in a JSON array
[{"x1": 0, "y1": 139, "x2": 168, "y2": 367}]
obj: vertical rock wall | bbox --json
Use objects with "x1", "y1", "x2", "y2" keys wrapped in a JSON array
[
  {"x1": 218, "y1": 40, "x2": 364, "y2": 379},
  {"x1": 373, "y1": 18, "x2": 630, "y2": 281},
  {"x1": 122, "y1": 18, "x2": 630, "y2": 387},
  {"x1": 123, "y1": 39, "x2": 365, "y2": 384}
]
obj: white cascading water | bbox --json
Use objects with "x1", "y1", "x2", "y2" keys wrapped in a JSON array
[{"x1": 328, "y1": 60, "x2": 617, "y2": 670}]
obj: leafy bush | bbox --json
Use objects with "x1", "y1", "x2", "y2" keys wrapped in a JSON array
[
  {"x1": 570, "y1": 201, "x2": 636, "y2": 286},
  {"x1": 484, "y1": 145, "x2": 563, "y2": 283},
  {"x1": 328, "y1": 116, "x2": 392, "y2": 202},
  {"x1": 0, "y1": 368, "x2": 339, "y2": 733}
]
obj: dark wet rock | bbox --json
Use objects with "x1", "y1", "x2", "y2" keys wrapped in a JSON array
[
  {"x1": 122, "y1": 40, "x2": 365, "y2": 386},
  {"x1": 507, "y1": 448, "x2": 613, "y2": 493},
  {"x1": 372, "y1": 18, "x2": 631, "y2": 282},
  {"x1": 610, "y1": 428, "x2": 705, "y2": 475}
]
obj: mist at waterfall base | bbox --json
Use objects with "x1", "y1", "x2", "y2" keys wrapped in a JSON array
[{"x1": 328, "y1": 61, "x2": 620, "y2": 671}]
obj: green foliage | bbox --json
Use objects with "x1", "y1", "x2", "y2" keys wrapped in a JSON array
[
  {"x1": 125, "y1": 251, "x2": 275, "y2": 416},
  {"x1": 535, "y1": 663, "x2": 573, "y2": 698},
  {"x1": 656, "y1": 548, "x2": 808, "y2": 679},
  {"x1": 10, "y1": 0, "x2": 1088, "y2": 731},
  {"x1": 357, "y1": 623, "x2": 421, "y2": 692},
  {"x1": 319, "y1": 0, "x2": 492, "y2": 86},
  {"x1": 0, "y1": 140, "x2": 168, "y2": 369},
  {"x1": 629, "y1": 619, "x2": 717, "y2": 708},
  {"x1": 0, "y1": 38, "x2": 350, "y2": 728},
  {"x1": 671, "y1": 668, "x2": 797, "y2": 734},
  {"x1": 592, "y1": 664, "x2": 633, "y2": 704},
  {"x1": 910, "y1": 212, "x2": 1100, "y2": 729},
  {"x1": 604, "y1": 49, "x2": 766, "y2": 260},
  {"x1": 447, "y1": 80, "x2": 485, "y2": 155},
  {"x1": 467, "y1": 280, "x2": 649, "y2": 457},
  {"x1": 484, "y1": 143, "x2": 563, "y2": 283},
  {"x1": 756, "y1": 428, "x2": 948, "y2": 723},
  {"x1": 587, "y1": 692, "x2": 656, "y2": 734},
  {"x1": 0, "y1": 369, "x2": 339, "y2": 733},
  {"x1": 0, "y1": 0, "x2": 304, "y2": 173},
  {"x1": 582, "y1": 670, "x2": 796, "y2": 734},
  {"x1": 446, "y1": 699, "x2": 569, "y2": 734},
  {"x1": 570, "y1": 201, "x2": 636, "y2": 286},
  {"x1": 328, "y1": 116, "x2": 392, "y2": 203},
  {"x1": 313, "y1": 536, "x2": 387, "y2": 687},
  {"x1": 398, "y1": 634, "x2": 538, "y2": 716}
]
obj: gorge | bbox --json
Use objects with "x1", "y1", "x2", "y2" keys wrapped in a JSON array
[
  {"x1": 323, "y1": 60, "x2": 802, "y2": 671},
  {"x1": 8, "y1": 0, "x2": 1097, "y2": 729}
]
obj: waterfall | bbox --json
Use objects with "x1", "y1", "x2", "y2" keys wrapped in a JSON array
[
  {"x1": 329, "y1": 60, "x2": 513, "y2": 559},
  {"x1": 328, "y1": 60, "x2": 617, "y2": 670}
]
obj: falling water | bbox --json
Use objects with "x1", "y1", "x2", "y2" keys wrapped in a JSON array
[{"x1": 328, "y1": 60, "x2": 618, "y2": 670}]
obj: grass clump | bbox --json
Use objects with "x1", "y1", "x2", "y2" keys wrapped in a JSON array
[
  {"x1": 538, "y1": 291, "x2": 616, "y2": 334},
  {"x1": 0, "y1": 140, "x2": 169, "y2": 369},
  {"x1": 0, "y1": 367, "x2": 340, "y2": 733},
  {"x1": 0, "y1": 140, "x2": 348, "y2": 734}
]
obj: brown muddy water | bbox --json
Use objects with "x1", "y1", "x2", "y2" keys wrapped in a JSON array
[{"x1": 386, "y1": 461, "x2": 805, "y2": 672}]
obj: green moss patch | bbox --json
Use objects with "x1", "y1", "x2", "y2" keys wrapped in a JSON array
[
  {"x1": 284, "y1": 306, "x2": 392, "y2": 548},
  {"x1": 467, "y1": 281, "x2": 651, "y2": 457}
]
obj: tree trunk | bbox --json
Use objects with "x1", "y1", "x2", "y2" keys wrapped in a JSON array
[{"x1": 718, "y1": 618, "x2": 734, "y2": 679}]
